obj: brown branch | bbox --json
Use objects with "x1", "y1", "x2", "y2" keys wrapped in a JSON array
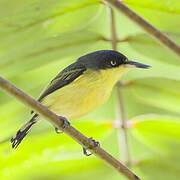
[
  {"x1": 104, "y1": 0, "x2": 180, "y2": 58},
  {"x1": 0, "y1": 76, "x2": 140, "y2": 180},
  {"x1": 108, "y1": 7, "x2": 131, "y2": 165}
]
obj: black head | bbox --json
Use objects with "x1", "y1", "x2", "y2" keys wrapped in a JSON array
[{"x1": 77, "y1": 50, "x2": 151, "y2": 70}]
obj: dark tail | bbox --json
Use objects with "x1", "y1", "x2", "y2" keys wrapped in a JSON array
[{"x1": 11, "y1": 114, "x2": 38, "y2": 149}]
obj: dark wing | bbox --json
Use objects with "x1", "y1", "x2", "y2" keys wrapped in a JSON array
[{"x1": 37, "y1": 62, "x2": 86, "y2": 102}]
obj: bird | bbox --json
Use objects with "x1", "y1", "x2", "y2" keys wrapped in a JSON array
[{"x1": 11, "y1": 50, "x2": 151, "y2": 154}]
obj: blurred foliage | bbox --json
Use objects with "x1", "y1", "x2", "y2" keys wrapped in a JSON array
[{"x1": 0, "y1": 0, "x2": 180, "y2": 180}]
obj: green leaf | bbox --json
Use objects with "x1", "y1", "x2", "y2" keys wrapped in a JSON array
[
  {"x1": 0, "y1": 31, "x2": 102, "y2": 77},
  {"x1": 129, "y1": 78, "x2": 180, "y2": 114},
  {"x1": 131, "y1": 114, "x2": 180, "y2": 154},
  {"x1": 124, "y1": 0, "x2": 180, "y2": 14},
  {"x1": 128, "y1": 33, "x2": 180, "y2": 66},
  {"x1": 136, "y1": 155, "x2": 180, "y2": 180},
  {"x1": 0, "y1": 0, "x2": 100, "y2": 50},
  {"x1": 123, "y1": 0, "x2": 180, "y2": 33},
  {"x1": 123, "y1": 60, "x2": 180, "y2": 82},
  {"x1": 0, "y1": 120, "x2": 112, "y2": 179}
]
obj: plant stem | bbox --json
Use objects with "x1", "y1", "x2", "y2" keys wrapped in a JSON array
[
  {"x1": 105, "y1": 0, "x2": 180, "y2": 58},
  {"x1": 108, "y1": 7, "x2": 117, "y2": 51},
  {"x1": 117, "y1": 86, "x2": 131, "y2": 165},
  {"x1": 108, "y1": 7, "x2": 131, "y2": 165}
]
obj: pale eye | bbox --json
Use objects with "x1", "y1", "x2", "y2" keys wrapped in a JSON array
[{"x1": 110, "y1": 60, "x2": 116, "y2": 66}]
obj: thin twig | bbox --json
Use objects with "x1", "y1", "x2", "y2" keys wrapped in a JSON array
[
  {"x1": 117, "y1": 86, "x2": 131, "y2": 165},
  {"x1": 108, "y1": 8, "x2": 118, "y2": 51},
  {"x1": 108, "y1": 7, "x2": 131, "y2": 165},
  {"x1": 104, "y1": 0, "x2": 180, "y2": 58},
  {"x1": 0, "y1": 76, "x2": 140, "y2": 180}
]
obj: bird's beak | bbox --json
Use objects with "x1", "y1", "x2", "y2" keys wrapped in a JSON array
[{"x1": 124, "y1": 61, "x2": 152, "y2": 69}]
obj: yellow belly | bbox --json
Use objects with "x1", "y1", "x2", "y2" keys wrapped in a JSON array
[{"x1": 41, "y1": 67, "x2": 126, "y2": 120}]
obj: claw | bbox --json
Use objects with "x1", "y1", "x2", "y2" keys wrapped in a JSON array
[
  {"x1": 83, "y1": 147, "x2": 92, "y2": 156},
  {"x1": 55, "y1": 116, "x2": 70, "y2": 134},
  {"x1": 83, "y1": 137, "x2": 100, "y2": 156},
  {"x1": 55, "y1": 127, "x2": 63, "y2": 134}
]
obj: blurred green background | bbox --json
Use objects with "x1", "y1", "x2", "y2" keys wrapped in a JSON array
[{"x1": 0, "y1": 0, "x2": 180, "y2": 179}]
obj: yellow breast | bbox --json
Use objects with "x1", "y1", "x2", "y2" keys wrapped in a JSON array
[{"x1": 42, "y1": 67, "x2": 126, "y2": 120}]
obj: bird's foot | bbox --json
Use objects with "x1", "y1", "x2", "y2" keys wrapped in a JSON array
[
  {"x1": 55, "y1": 116, "x2": 70, "y2": 134},
  {"x1": 83, "y1": 137, "x2": 100, "y2": 156}
]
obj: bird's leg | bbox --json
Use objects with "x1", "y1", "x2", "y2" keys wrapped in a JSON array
[
  {"x1": 83, "y1": 137, "x2": 100, "y2": 156},
  {"x1": 55, "y1": 116, "x2": 70, "y2": 134},
  {"x1": 54, "y1": 119, "x2": 100, "y2": 156}
]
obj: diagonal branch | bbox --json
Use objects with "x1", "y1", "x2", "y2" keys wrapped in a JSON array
[
  {"x1": 0, "y1": 76, "x2": 140, "y2": 180},
  {"x1": 104, "y1": 0, "x2": 180, "y2": 58},
  {"x1": 108, "y1": 7, "x2": 131, "y2": 165}
]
